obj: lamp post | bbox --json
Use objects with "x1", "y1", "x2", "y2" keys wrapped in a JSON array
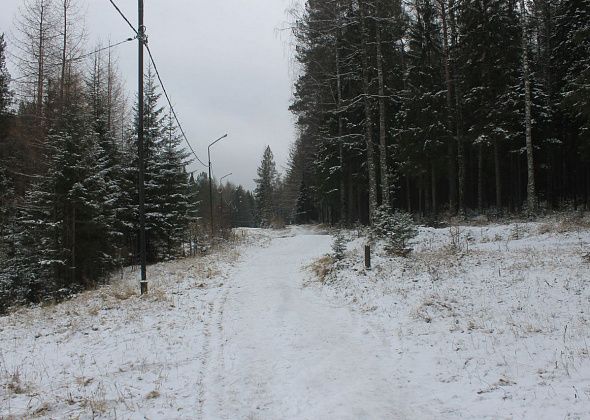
[{"x1": 208, "y1": 134, "x2": 228, "y2": 237}]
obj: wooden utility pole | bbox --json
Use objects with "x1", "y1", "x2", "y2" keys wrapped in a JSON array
[{"x1": 138, "y1": 0, "x2": 147, "y2": 294}]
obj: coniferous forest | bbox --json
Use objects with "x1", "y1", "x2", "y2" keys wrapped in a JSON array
[
  {"x1": 283, "y1": 0, "x2": 590, "y2": 224},
  {"x1": 0, "y1": 1, "x2": 259, "y2": 310},
  {"x1": 1, "y1": 0, "x2": 589, "y2": 309}
]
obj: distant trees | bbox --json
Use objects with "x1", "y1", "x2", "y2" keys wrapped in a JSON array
[
  {"x1": 254, "y1": 145, "x2": 279, "y2": 227},
  {"x1": 287, "y1": 0, "x2": 590, "y2": 224}
]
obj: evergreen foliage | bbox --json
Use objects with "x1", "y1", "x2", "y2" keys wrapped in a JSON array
[
  {"x1": 371, "y1": 205, "x2": 418, "y2": 254},
  {"x1": 287, "y1": 0, "x2": 590, "y2": 223},
  {"x1": 254, "y1": 146, "x2": 279, "y2": 227},
  {"x1": 331, "y1": 230, "x2": 347, "y2": 260}
]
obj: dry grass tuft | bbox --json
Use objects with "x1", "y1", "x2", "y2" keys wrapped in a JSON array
[
  {"x1": 145, "y1": 390, "x2": 160, "y2": 399},
  {"x1": 147, "y1": 288, "x2": 170, "y2": 303},
  {"x1": 87, "y1": 305, "x2": 100, "y2": 316},
  {"x1": 538, "y1": 214, "x2": 590, "y2": 234},
  {"x1": 111, "y1": 285, "x2": 136, "y2": 301},
  {"x1": 75, "y1": 376, "x2": 94, "y2": 387},
  {"x1": 5, "y1": 369, "x2": 30, "y2": 395},
  {"x1": 308, "y1": 255, "x2": 335, "y2": 283}
]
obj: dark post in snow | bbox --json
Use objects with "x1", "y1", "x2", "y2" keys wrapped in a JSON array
[
  {"x1": 138, "y1": 0, "x2": 147, "y2": 295},
  {"x1": 364, "y1": 244, "x2": 371, "y2": 269}
]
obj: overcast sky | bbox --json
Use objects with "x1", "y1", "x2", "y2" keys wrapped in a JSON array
[{"x1": 1, "y1": 0, "x2": 302, "y2": 190}]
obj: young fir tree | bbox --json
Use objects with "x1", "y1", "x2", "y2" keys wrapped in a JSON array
[
  {"x1": 158, "y1": 112, "x2": 192, "y2": 259},
  {"x1": 4, "y1": 95, "x2": 117, "y2": 303},
  {"x1": 129, "y1": 67, "x2": 192, "y2": 261},
  {"x1": 85, "y1": 52, "x2": 129, "y2": 267},
  {"x1": 254, "y1": 145, "x2": 278, "y2": 227}
]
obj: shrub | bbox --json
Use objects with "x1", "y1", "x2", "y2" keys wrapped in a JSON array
[
  {"x1": 372, "y1": 205, "x2": 418, "y2": 255},
  {"x1": 332, "y1": 230, "x2": 347, "y2": 260}
]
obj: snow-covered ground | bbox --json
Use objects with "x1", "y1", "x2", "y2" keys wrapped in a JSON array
[
  {"x1": 1, "y1": 219, "x2": 589, "y2": 419},
  {"x1": 0, "y1": 233, "x2": 250, "y2": 419},
  {"x1": 312, "y1": 217, "x2": 590, "y2": 419}
]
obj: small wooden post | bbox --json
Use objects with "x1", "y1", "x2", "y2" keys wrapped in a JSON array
[
  {"x1": 364, "y1": 244, "x2": 371, "y2": 269},
  {"x1": 140, "y1": 280, "x2": 148, "y2": 295}
]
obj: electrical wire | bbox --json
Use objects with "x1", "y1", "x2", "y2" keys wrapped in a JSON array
[
  {"x1": 106, "y1": 0, "x2": 208, "y2": 168},
  {"x1": 107, "y1": 0, "x2": 138, "y2": 35},
  {"x1": 11, "y1": 37, "x2": 135, "y2": 82},
  {"x1": 75, "y1": 37, "x2": 136, "y2": 61},
  {"x1": 145, "y1": 44, "x2": 208, "y2": 168}
]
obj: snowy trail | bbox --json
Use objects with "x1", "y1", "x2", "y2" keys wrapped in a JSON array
[{"x1": 200, "y1": 227, "x2": 415, "y2": 419}]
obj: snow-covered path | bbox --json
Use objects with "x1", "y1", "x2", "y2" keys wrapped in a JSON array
[{"x1": 200, "y1": 227, "x2": 414, "y2": 419}]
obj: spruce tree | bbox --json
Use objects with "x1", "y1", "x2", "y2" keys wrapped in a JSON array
[
  {"x1": 254, "y1": 146, "x2": 278, "y2": 227},
  {"x1": 129, "y1": 68, "x2": 193, "y2": 260},
  {"x1": 158, "y1": 112, "x2": 192, "y2": 258}
]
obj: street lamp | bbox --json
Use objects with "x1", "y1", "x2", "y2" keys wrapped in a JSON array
[{"x1": 208, "y1": 134, "x2": 228, "y2": 237}]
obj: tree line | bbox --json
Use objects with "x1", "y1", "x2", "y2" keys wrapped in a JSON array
[
  {"x1": 0, "y1": 0, "x2": 257, "y2": 311},
  {"x1": 282, "y1": 0, "x2": 589, "y2": 225}
]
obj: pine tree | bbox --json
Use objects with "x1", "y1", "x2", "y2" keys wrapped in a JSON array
[{"x1": 254, "y1": 145, "x2": 278, "y2": 227}]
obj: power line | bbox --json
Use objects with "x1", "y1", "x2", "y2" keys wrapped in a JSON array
[
  {"x1": 76, "y1": 37, "x2": 136, "y2": 61},
  {"x1": 11, "y1": 37, "x2": 135, "y2": 83},
  {"x1": 145, "y1": 44, "x2": 208, "y2": 168},
  {"x1": 107, "y1": 0, "x2": 138, "y2": 36}
]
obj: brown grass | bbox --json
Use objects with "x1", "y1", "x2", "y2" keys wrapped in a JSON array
[
  {"x1": 537, "y1": 214, "x2": 590, "y2": 234},
  {"x1": 145, "y1": 390, "x2": 160, "y2": 399},
  {"x1": 308, "y1": 255, "x2": 335, "y2": 283},
  {"x1": 111, "y1": 285, "x2": 137, "y2": 301}
]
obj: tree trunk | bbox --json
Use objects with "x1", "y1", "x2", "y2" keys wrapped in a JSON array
[
  {"x1": 494, "y1": 139, "x2": 502, "y2": 208},
  {"x1": 449, "y1": 0, "x2": 465, "y2": 214},
  {"x1": 359, "y1": 0, "x2": 378, "y2": 224},
  {"x1": 438, "y1": 0, "x2": 457, "y2": 213},
  {"x1": 60, "y1": 0, "x2": 68, "y2": 105},
  {"x1": 431, "y1": 163, "x2": 437, "y2": 214},
  {"x1": 335, "y1": 25, "x2": 346, "y2": 224},
  {"x1": 376, "y1": 24, "x2": 390, "y2": 207},
  {"x1": 520, "y1": 0, "x2": 537, "y2": 213},
  {"x1": 406, "y1": 175, "x2": 411, "y2": 213},
  {"x1": 478, "y1": 143, "x2": 483, "y2": 212},
  {"x1": 36, "y1": 2, "x2": 46, "y2": 118}
]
